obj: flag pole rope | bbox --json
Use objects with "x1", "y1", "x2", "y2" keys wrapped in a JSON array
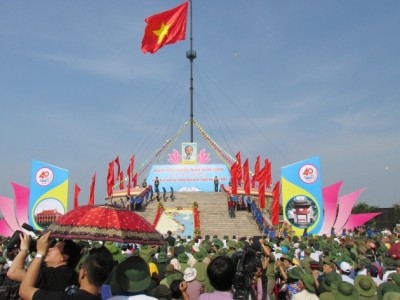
[{"x1": 193, "y1": 119, "x2": 236, "y2": 167}]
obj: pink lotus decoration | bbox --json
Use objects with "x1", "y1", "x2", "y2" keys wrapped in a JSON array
[
  {"x1": 168, "y1": 149, "x2": 181, "y2": 164},
  {"x1": 197, "y1": 149, "x2": 211, "y2": 164},
  {"x1": 168, "y1": 149, "x2": 211, "y2": 164},
  {"x1": 318, "y1": 181, "x2": 381, "y2": 236},
  {"x1": 0, "y1": 182, "x2": 30, "y2": 237}
]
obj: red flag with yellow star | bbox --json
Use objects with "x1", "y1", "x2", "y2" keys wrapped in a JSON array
[{"x1": 141, "y1": 1, "x2": 188, "y2": 54}]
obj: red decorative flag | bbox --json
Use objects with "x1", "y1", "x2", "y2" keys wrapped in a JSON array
[
  {"x1": 272, "y1": 181, "x2": 281, "y2": 225},
  {"x1": 141, "y1": 1, "x2": 188, "y2": 54},
  {"x1": 258, "y1": 181, "x2": 266, "y2": 209},
  {"x1": 88, "y1": 173, "x2": 96, "y2": 205},
  {"x1": 243, "y1": 159, "x2": 250, "y2": 195},
  {"x1": 130, "y1": 155, "x2": 135, "y2": 178},
  {"x1": 252, "y1": 164, "x2": 267, "y2": 183},
  {"x1": 119, "y1": 171, "x2": 124, "y2": 190},
  {"x1": 252, "y1": 155, "x2": 261, "y2": 188},
  {"x1": 107, "y1": 161, "x2": 115, "y2": 197},
  {"x1": 132, "y1": 173, "x2": 138, "y2": 188},
  {"x1": 265, "y1": 159, "x2": 272, "y2": 188},
  {"x1": 73, "y1": 184, "x2": 81, "y2": 209},
  {"x1": 127, "y1": 164, "x2": 131, "y2": 196},
  {"x1": 230, "y1": 163, "x2": 238, "y2": 195},
  {"x1": 235, "y1": 152, "x2": 242, "y2": 185},
  {"x1": 114, "y1": 156, "x2": 121, "y2": 177}
]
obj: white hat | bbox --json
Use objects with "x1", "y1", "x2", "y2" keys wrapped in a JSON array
[
  {"x1": 170, "y1": 258, "x2": 181, "y2": 271},
  {"x1": 310, "y1": 253, "x2": 320, "y2": 262},
  {"x1": 183, "y1": 267, "x2": 197, "y2": 282},
  {"x1": 340, "y1": 261, "x2": 352, "y2": 273}
]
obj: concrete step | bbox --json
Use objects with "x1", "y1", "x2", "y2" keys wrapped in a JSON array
[{"x1": 136, "y1": 192, "x2": 262, "y2": 238}]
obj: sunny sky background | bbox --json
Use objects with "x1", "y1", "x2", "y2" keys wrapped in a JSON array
[{"x1": 1, "y1": 1, "x2": 399, "y2": 209}]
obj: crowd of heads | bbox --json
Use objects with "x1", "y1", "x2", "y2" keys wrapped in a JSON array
[{"x1": 0, "y1": 224, "x2": 399, "y2": 299}]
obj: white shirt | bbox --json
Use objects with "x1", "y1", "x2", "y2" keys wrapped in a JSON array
[
  {"x1": 382, "y1": 270, "x2": 396, "y2": 283},
  {"x1": 109, "y1": 296, "x2": 157, "y2": 300},
  {"x1": 341, "y1": 274, "x2": 354, "y2": 285},
  {"x1": 292, "y1": 289, "x2": 319, "y2": 300}
]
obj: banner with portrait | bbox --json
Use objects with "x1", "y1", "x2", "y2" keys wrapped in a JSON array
[
  {"x1": 181, "y1": 142, "x2": 197, "y2": 164},
  {"x1": 281, "y1": 156, "x2": 323, "y2": 235}
]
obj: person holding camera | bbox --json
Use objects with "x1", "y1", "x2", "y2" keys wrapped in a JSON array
[
  {"x1": 259, "y1": 239, "x2": 276, "y2": 300},
  {"x1": 20, "y1": 232, "x2": 115, "y2": 300},
  {"x1": 7, "y1": 231, "x2": 81, "y2": 292}
]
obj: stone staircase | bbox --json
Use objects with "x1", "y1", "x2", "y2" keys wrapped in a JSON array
[{"x1": 136, "y1": 192, "x2": 263, "y2": 238}]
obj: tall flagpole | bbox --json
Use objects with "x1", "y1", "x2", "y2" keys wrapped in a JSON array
[{"x1": 186, "y1": 0, "x2": 196, "y2": 143}]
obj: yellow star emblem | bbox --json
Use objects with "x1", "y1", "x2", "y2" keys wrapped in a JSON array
[{"x1": 153, "y1": 22, "x2": 171, "y2": 45}]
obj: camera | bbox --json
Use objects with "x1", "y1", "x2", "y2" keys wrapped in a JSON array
[
  {"x1": 232, "y1": 246, "x2": 258, "y2": 300},
  {"x1": 6, "y1": 230, "x2": 36, "y2": 253},
  {"x1": 5, "y1": 223, "x2": 42, "y2": 253}
]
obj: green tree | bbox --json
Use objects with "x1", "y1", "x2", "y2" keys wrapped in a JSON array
[
  {"x1": 393, "y1": 203, "x2": 400, "y2": 223},
  {"x1": 351, "y1": 202, "x2": 379, "y2": 227},
  {"x1": 351, "y1": 202, "x2": 378, "y2": 214}
]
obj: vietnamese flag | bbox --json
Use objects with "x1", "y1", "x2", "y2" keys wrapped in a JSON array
[
  {"x1": 141, "y1": 1, "x2": 188, "y2": 54},
  {"x1": 73, "y1": 184, "x2": 81, "y2": 209}
]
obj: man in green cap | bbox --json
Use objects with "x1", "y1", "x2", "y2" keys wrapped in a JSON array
[
  {"x1": 260, "y1": 238, "x2": 276, "y2": 300},
  {"x1": 319, "y1": 271, "x2": 343, "y2": 299},
  {"x1": 301, "y1": 248, "x2": 313, "y2": 274},
  {"x1": 354, "y1": 275, "x2": 378, "y2": 300},
  {"x1": 292, "y1": 273, "x2": 319, "y2": 300},
  {"x1": 155, "y1": 251, "x2": 169, "y2": 281},
  {"x1": 193, "y1": 251, "x2": 208, "y2": 288},
  {"x1": 177, "y1": 252, "x2": 190, "y2": 273},
  {"x1": 333, "y1": 281, "x2": 359, "y2": 300}
]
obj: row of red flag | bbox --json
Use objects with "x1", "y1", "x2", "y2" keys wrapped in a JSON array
[
  {"x1": 73, "y1": 155, "x2": 137, "y2": 208},
  {"x1": 230, "y1": 152, "x2": 281, "y2": 225}
]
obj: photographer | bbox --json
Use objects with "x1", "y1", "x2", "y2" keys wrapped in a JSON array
[
  {"x1": 20, "y1": 233, "x2": 115, "y2": 300},
  {"x1": 259, "y1": 239, "x2": 276, "y2": 300},
  {"x1": 7, "y1": 231, "x2": 81, "y2": 292}
]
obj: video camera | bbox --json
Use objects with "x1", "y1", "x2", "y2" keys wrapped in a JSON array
[
  {"x1": 5, "y1": 223, "x2": 42, "y2": 253},
  {"x1": 231, "y1": 245, "x2": 260, "y2": 300}
]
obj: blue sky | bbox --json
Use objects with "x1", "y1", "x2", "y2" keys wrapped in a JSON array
[{"x1": 1, "y1": 1, "x2": 399, "y2": 208}]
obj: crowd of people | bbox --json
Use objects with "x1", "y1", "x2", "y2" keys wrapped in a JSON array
[
  {"x1": 226, "y1": 195, "x2": 266, "y2": 232},
  {"x1": 0, "y1": 223, "x2": 399, "y2": 300}
]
